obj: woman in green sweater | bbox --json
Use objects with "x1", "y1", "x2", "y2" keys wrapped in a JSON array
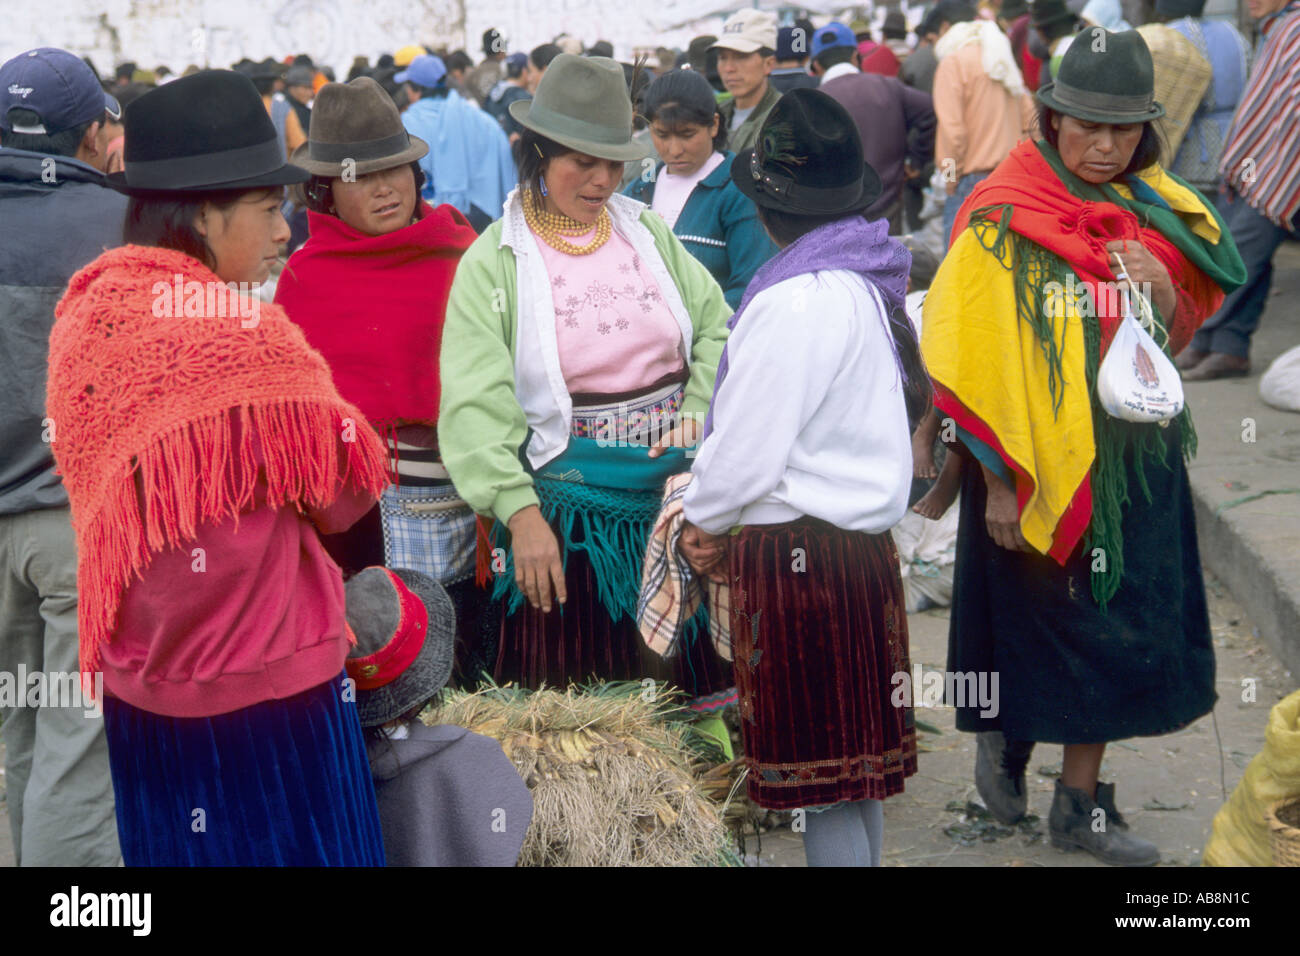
[
  {"x1": 437, "y1": 55, "x2": 734, "y2": 708},
  {"x1": 623, "y1": 69, "x2": 777, "y2": 309}
]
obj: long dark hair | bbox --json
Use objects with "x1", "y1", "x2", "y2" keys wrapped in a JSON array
[
  {"x1": 640, "y1": 69, "x2": 727, "y2": 152},
  {"x1": 1035, "y1": 104, "x2": 1164, "y2": 177},
  {"x1": 124, "y1": 188, "x2": 260, "y2": 270},
  {"x1": 756, "y1": 206, "x2": 933, "y2": 425},
  {"x1": 515, "y1": 127, "x2": 576, "y2": 195}
]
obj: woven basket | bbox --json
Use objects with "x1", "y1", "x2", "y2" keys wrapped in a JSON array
[
  {"x1": 1137, "y1": 24, "x2": 1212, "y2": 165},
  {"x1": 1265, "y1": 796, "x2": 1300, "y2": 867}
]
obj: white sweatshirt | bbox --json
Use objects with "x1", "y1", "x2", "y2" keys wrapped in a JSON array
[{"x1": 682, "y1": 269, "x2": 913, "y2": 535}]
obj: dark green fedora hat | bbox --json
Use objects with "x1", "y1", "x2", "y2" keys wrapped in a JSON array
[
  {"x1": 509, "y1": 53, "x2": 650, "y2": 162},
  {"x1": 1037, "y1": 29, "x2": 1165, "y2": 125}
]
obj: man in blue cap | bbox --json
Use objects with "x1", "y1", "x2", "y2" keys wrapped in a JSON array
[
  {"x1": 0, "y1": 46, "x2": 125, "y2": 867},
  {"x1": 397, "y1": 53, "x2": 514, "y2": 231},
  {"x1": 809, "y1": 22, "x2": 937, "y2": 234},
  {"x1": 769, "y1": 19, "x2": 819, "y2": 94}
]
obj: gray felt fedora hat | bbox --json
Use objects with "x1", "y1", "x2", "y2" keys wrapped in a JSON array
[
  {"x1": 291, "y1": 75, "x2": 427, "y2": 178},
  {"x1": 344, "y1": 566, "x2": 456, "y2": 728},
  {"x1": 1036, "y1": 29, "x2": 1164, "y2": 125},
  {"x1": 508, "y1": 53, "x2": 650, "y2": 161}
]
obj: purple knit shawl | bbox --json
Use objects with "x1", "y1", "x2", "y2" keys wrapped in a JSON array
[{"x1": 701, "y1": 215, "x2": 912, "y2": 438}]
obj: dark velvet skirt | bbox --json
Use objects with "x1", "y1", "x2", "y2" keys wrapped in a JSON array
[
  {"x1": 493, "y1": 539, "x2": 732, "y2": 698},
  {"x1": 728, "y1": 517, "x2": 918, "y2": 811},
  {"x1": 103, "y1": 672, "x2": 385, "y2": 866},
  {"x1": 948, "y1": 422, "x2": 1216, "y2": 744}
]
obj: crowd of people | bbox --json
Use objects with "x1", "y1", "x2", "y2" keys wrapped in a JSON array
[{"x1": 0, "y1": 0, "x2": 1295, "y2": 868}]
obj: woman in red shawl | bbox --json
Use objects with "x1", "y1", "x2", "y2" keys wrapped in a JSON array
[
  {"x1": 273, "y1": 78, "x2": 487, "y2": 681},
  {"x1": 922, "y1": 31, "x2": 1244, "y2": 865}
]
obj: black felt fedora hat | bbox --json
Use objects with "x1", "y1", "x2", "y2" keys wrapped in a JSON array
[
  {"x1": 1037, "y1": 29, "x2": 1164, "y2": 125},
  {"x1": 1031, "y1": 0, "x2": 1079, "y2": 28},
  {"x1": 106, "y1": 70, "x2": 309, "y2": 194},
  {"x1": 731, "y1": 87, "x2": 882, "y2": 215}
]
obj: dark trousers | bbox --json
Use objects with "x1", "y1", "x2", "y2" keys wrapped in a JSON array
[{"x1": 1191, "y1": 189, "x2": 1298, "y2": 358}]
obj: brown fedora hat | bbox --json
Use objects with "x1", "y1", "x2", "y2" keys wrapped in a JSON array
[{"x1": 292, "y1": 76, "x2": 427, "y2": 177}]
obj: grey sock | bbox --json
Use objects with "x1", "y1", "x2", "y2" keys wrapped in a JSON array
[
  {"x1": 856, "y1": 798, "x2": 884, "y2": 867},
  {"x1": 800, "y1": 801, "x2": 875, "y2": 867}
]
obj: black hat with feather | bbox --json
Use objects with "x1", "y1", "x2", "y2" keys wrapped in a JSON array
[{"x1": 730, "y1": 87, "x2": 882, "y2": 215}]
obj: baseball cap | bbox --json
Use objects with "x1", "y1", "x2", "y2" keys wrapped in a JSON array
[
  {"x1": 711, "y1": 9, "x2": 779, "y2": 54},
  {"x1": 394, "y1": 54, "x2": 447, "y2": 88},
  {"x1": 393, "y1": 45, "x2": 426, "y2": 68},
  {"x1": 1, "y1": 47, "x2": 120, "y2": 135},
  {"x1": 810, "y1": 22, "x2": 858, "y2": 60}
]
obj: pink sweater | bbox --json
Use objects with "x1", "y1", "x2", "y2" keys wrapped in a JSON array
[
  {"x1": 101, "y1": 423, "x2": 376, "y2": 718},
  {"x1": 534, "y1": 222, "x2": 685, "y2": 395}
]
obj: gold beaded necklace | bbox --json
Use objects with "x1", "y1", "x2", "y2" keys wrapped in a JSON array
[{"x1": 523, "y1": 188, "x2": 612, "y2": 256}]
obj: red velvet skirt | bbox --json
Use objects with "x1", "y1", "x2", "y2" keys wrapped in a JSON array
[
  {"x1": 494, "y1": 543, "x2": 732, "y2": 699},
  {"x1": 729, "y1": 517, "x2": 917, "y2": 810}
]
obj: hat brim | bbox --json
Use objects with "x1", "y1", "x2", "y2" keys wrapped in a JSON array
[
  {"x1": 508, "y1": 98, "x2": 649, "y2": 162},
  {"x1": 355, "y1": 568, "x2": 456, "y2": 728},
  {"x1": 709, "y1": 37, "x2": 767, "y2": 54},
  {"x1": 289, "y1": 134, "x2": 429, "y2": 177},
  {"x1": 105, "y1": 161, "x2": 310, "y2": 196},
  {"x1": 729, "y1": 148, "x2": 883, "y2": 216},
  {"x1": 1036, "y1": 83, "x2": 1164, "y2": 126}
]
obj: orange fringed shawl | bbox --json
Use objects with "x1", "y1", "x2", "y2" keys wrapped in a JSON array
[{"x1": 47, "y1": 245, "x2": 390, "y2": 675}]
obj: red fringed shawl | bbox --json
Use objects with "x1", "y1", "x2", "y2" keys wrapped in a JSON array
[{"x1": 48, "y1": 245, "x2": 391, "y2": 674}]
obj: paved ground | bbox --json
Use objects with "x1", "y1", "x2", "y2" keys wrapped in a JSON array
[
  {"x1": 741, "y1": 571, "x2": 1292, "y2": 867},
  {"x1": 1181, "y1": 242, "x2": 1300, "y2": 678}
]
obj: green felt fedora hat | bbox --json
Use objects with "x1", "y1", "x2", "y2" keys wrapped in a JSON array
[
  {"x1": 508, "y1": 53, "x2": 650, "y2": 162},
  {"x1": 1037, "y1": 29, "x2": 1165, "y2": 125}
]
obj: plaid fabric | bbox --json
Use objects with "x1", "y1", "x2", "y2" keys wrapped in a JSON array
[
  {"x1": 1138, "y1": 24, "x2": 1213, "y2": 166},
  {"x1": 379, "y1": 482, "x2": 477, "y2": 585},
  {"x1": 637, "y1": 472, "x2": 731, "y2": 661}
]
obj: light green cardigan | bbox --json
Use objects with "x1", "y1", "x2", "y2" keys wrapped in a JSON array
[{"x1": 437, "y1": 204, "x2": 732, "y2": 525}]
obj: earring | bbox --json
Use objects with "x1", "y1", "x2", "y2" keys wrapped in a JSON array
[{"x1": 540, "y1": 174, "x2": 548, "y2": 197}]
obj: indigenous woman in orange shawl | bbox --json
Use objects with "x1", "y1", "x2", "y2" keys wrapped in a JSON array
[
  {"x1": 46, "y1": 72, "x2": 391, "y2": 865},
  {"x1": 922, "y1": 31, "x2": 1245, "y2": 866}
]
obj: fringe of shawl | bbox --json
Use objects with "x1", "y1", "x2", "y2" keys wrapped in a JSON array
[
  {"x1": 968, "y1": 205, "x2": 1197, "y2": 610},
  {"x1": 488, "y1": 478, "x2": 709, "y2": 647},
  {"x1": 76, "y1": 398, "x2": 390, "y2": 676}
]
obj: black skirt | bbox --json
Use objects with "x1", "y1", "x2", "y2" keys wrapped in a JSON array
[
  {"x1": 948, "y1": 421, "x2": 1216, "y2": 744},
  {"x1": 494, "y1": 542, "x2": 732, "y2": 698}
]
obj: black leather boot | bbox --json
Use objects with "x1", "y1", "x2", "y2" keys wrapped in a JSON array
[
  {"x1": 1049, "y1": 780, "x2": 1159, "y2": 866},
  {"x1": 1095, "y1": 781, "x2": 1129, "y2": 830},
  {"x1": 974, "y1": 731, "x2": 1034, "y2": 824}
]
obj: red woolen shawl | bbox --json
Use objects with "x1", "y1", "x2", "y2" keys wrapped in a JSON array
[
  {"x1": 274, "y1": 201, "x2": 478, "y2": 432},
  {"x1": 47, "y1": 245, "x2": 391, "y2": 674}
]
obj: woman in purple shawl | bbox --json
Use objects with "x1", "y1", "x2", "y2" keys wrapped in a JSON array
[{"x1": 678, "y1": 89, "x2": 930, "y2": 867}]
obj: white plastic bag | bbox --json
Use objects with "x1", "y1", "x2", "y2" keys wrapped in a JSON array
[{"x1": 1096, "y1": 260, "x2": 1184, "y2": 423}]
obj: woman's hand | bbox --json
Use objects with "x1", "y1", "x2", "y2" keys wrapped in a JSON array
[
  {"x1": 1106, "y1": 239, "x2": 1175, "y2": 320},
  {"x1": 507, "y1": 505, "x2": 566, "y2": 612},
  {"x1": 679, "y1": 521, "x2": 729, "y2": 582},
  {"x1": 981, "y1": 464, "x2": 1031, "y2": 552},
  {"x1": 648, "y1": 415, "x2": 702, "y2": 459}
]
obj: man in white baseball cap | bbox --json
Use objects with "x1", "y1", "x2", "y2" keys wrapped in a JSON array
[{"x1": 711, "y1": 9, "x2": 782, "y2": 154}]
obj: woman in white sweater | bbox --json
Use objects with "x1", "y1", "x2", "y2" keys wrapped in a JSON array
[{"x1": 680, "y1": 89, "x2": 930, "y2": 867}]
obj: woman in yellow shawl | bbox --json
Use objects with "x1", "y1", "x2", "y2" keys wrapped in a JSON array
[{"x1": 922, "y1": 30, "x2": 1244, "y2": 865}]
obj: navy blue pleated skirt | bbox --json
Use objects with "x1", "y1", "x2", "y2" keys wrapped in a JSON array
[{"x1": 103, "y1": 672, "x2": 385, "y2": 866}]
